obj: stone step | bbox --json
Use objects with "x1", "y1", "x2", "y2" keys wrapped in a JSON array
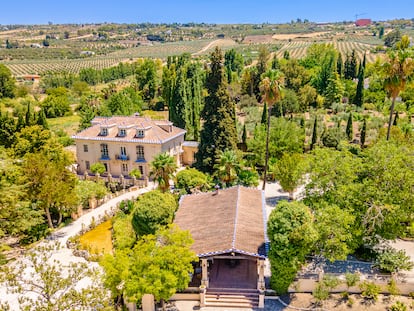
[
  {"x1": 207, "y1": 287, "x2": 259, "y2": 294},
  {"x1": 205, "y1": 291, "x2": 259, "y2": 309},
  {"x1": 206, "y1": 294, "x2": 259, "y2": 300},
  {"x1": 205, "y1": 300, "x2": 257, "y2": 308}
]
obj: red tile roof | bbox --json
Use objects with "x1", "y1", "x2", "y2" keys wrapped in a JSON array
[
  {"x1": 174, "y1": 186, "x2": 267, "y2": 258},
  {"x1": 72, "y1": 115, "x2": 186, "y2": 144}
]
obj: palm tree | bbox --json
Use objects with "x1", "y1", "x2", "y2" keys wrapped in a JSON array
[
  {"x1": 150, "y1": 152, "x2": 177, "y2": 192},
  {"x1": 383, "y1": 36, "x2": 414, "y2": 141},
  {"x1": 214, "y1": 149, "x2": 241, "y2": 186},
  {"x1": 259, "y1": 70, "x2": 284, "y2": 190}
]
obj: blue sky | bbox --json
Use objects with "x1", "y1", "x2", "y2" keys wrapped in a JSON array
[{"x1": 1, "y1": 0, "x2": 413, "y2": 25}]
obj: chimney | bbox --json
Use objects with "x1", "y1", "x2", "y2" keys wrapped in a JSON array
[{"x1": 213, "y1": 184, "x2": 220, "y2": 196}]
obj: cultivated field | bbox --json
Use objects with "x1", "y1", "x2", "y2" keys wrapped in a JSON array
[
  {"x1": 4, "y1": 57, "x2": 128, "y2": 76},
  {"x1": 0, "y1": 24, "x2": 390, "y2": 76}
]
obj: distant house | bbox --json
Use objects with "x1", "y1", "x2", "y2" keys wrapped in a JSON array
[
  {"x1": 356, "y1": 19, "x2": 372, "y2": 27},
  {"x1": 71, "y1": 115, "x2": 186, "y2": 178},
  {"x1": 174, "y1": 186, "x2": 267, "y2": 308},
  {"x1": 21, "y1": 74, "x2": 41, "y2": 82},
  {"x1": 80, "y1": 50, "x2": 95, "y2": 56}
]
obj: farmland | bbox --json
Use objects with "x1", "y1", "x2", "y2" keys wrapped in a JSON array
[
  {"x1": 4, "y1": 57, "x2": 128, "y2": 76},
  {"x1": 0, "y1": 22, "x2": 398, "y2": 76}
]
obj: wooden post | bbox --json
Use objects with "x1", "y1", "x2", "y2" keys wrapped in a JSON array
[
  {"x1": 201, "y1": 258, "x2": 209, "y2": 288},
  {"x1": 199, "y1": 285, "x2": 206, "y2": 307},
  {"x1": 258, "y1": 290, "x2": 265, "y2": 309},
  {"x1": 257, "y1": 259, "x2": 265, "y2": 290},
  {"x1": 141, "y1": 294, "x2": 155, "y2": 311}
]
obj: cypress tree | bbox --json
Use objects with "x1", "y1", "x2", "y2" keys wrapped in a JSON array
[
  {"x1": 36, "y1": 108, "x2": 49, "y2": 129},
  {"x1": 271, "y1": 55, "x2": 279, "y2": 70},
  {"x1": 164, "y1": 55, "x2": 203, "y2": 141},
  {"x1": 253, "y1": 46, "x2": 270, "y2": 99},
  {"x1": 393, "y1": 111, "x2": 399, "y2": 126},
  {"x1": 261, "y1": 102, "x2": 268, "y2": 124},
  {"x1": 300, "y1": 117, "x2": 305, "y2": 128},
  {"x1": 242, "y1": 124, "x2": 247, "y2": 144},
  {"x1": 171, "y1": 67, "x2": 188, "y2": 130},
  {"x1": 360, "y1": 118, "x2": 367, "y2": 148},
  {"x1": 379, "y1": 26, "x2": 385, "y2": 39},
  {"x1": 337, "y1": 52, "x2": 343, "y2": 77},
  {"x1": 362, "y1": 53, "x2": 366, "y2": 71},
  {"x1": 349, "y1": 50, "x2": 358, "y2": 79},
  {"x1": 344, "y1": 50, "x2": 358, "y2": 80},
  {"x1": 310, "y1": 116, "x2": 318, "y2": 150},
  {"x1": 186, "y1": 63, "x2": 203, "y2": 141},
  {"x1": 195, "y1": 47, "x2": 238, "y2": 173},
  {"x1": 25, "y1": 102, "x2": 31, "y2": 126},
  {"x1": 346, "y1": 112, "x2": 353, "y2": 140},
  {"x1": 16, "y1": 113, "x2": 25, "y2": 131},
  {"x1": 353, "y1": 62, "x2": 364, "y2": 107}
]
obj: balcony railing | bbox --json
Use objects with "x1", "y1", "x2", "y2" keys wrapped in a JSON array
[
  {"x1": 116, "y1": 154, "x2": 130, "y2": 161},
  {"x1": 100, "y1": 154, "x2": 110, "y2": 160},
  {"x1": 135, "y1": 157, "x2": 146, "y2": 163}
]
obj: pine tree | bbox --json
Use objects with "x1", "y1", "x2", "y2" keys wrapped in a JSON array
[
  {"x1": 195, "y1": 47, "x2": 238, "y2": 173},
  {"x1": 346, "y1": 112, "x2": 353, "y2": 140},
  {"x1": 261, "y1": 102, "x2": 268, "y2": 124},
  {"x1": 310, "y1": 117, "x2": 318, "y2": 150},
  {"x1": 360, "y1": 118, "x2": 367, "y2": 148}
]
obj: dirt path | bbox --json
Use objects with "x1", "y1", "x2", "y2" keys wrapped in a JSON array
[
  {"x1": 192, "y1": 39, "x2": 236, "y2": 56},
  {"x1": 192, "y1": 39, "x2": 223, "y2": 56}
]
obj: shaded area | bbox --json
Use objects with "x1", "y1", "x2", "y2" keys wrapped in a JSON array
[{"x1": 209, "y1": 259, "x2": 257, "y2": 289}]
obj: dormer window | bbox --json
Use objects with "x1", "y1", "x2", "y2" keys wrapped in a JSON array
[
  {"x1": 136, "y1": 129, "x2": 145, "y2": 138},
  {"x1": 100, "y1": 127, "x2": 108, "y2": 136},
  {"x1": 119, "y1": 129, "x2": 127, "y2": 137}
]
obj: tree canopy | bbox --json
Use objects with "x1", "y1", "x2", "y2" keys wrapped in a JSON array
[{"x1": 131, "y1": 190, "x2": 177, "y2": 237}]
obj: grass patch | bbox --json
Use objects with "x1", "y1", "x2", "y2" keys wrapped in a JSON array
[
  {"x1": 141, "y1": 110, "x2": 169, "y2": 120},
  {"x1": 48, "y1": 114, "x2": 81, "y2": 136},
  {"x1": 79, "y1": 220, "x2": 113, "y2": 255}
]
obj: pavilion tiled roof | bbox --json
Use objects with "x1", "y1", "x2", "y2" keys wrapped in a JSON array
[
  {"x1": 174, "y1": 186, "x2": 268, "y2": 258},
  {"x1": 71, "y1": 115, "x2": 186, "y2": 144}
]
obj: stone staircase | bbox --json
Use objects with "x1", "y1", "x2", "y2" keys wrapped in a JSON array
[{"x1": 205, "y1": 288, "x2": 259, "y2": 309}]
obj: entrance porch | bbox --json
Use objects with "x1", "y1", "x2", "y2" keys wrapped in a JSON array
[{"x1": 209, "y1": 258, "x2": 257, "y2": 289}]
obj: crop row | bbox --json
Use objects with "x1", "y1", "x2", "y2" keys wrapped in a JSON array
[
  {"x1": 108, "y1": 39, "x2": 213, "y2": 59},
  {"x1": 273, "y1": 40, "x2": 380, "y2": 63},
  {"x1": 3, "y1": 57, "x2": 127, "y2": 76}
]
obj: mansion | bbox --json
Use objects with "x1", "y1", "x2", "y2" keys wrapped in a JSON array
[{"x1": 72, "y1": 115, "x2": 186, "y2": 178}]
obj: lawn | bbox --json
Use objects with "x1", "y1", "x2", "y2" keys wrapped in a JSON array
[
  {"x1": 79, "y1": 220, "x2": 113, "y2": 255},
  {"x1": 48, "y1": 114, "x2": 81, "y2": 136}
]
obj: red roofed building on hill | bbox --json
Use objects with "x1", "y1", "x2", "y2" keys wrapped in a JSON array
[{"x1": 356, "y1": 19, "x2": 372, "y2": 27}]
